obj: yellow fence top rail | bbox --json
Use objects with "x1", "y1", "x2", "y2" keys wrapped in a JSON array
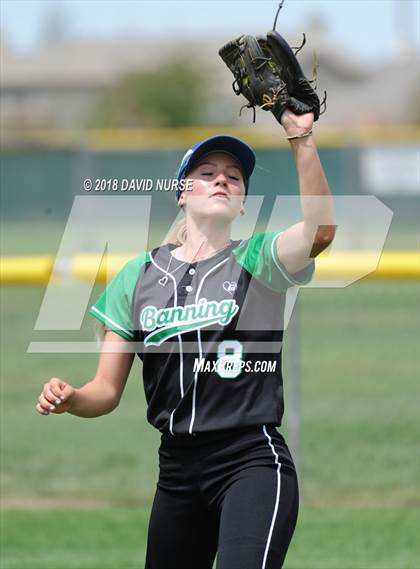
[
  {"x1": 2, "y1": 124, "x2": 419, "y2": 151},
  {"x1": 1, "y1": 251, "x2": 419, "y2": 285}
]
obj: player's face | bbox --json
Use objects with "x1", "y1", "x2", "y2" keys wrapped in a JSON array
[{"x1": 182, "y1": 152, "x2": 246, "y2": 222}]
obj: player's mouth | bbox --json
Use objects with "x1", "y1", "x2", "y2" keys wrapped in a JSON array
[{"x1": 210, "y1": 191, "x2": 229, "y2": 200}]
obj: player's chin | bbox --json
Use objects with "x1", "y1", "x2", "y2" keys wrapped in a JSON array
[{"x1": 207, "y1": 202, "x2": 239, "y2": 220}]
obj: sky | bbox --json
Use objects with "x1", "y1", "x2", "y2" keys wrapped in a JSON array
[{"x1": 1, "y1": 0, "x2": 419, "y2": 62}]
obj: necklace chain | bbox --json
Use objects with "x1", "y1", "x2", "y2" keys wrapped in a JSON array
[{"x1": 158, "y1": 239, "x2": 232, "y2": 287}]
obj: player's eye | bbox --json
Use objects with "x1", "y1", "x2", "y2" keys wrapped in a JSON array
[
  {"x1": 228, "y1": 175, "x2": 239, "y2": 181},
  {"x1": 202, "y1": 171, "x2": 213, "y2": 176}
]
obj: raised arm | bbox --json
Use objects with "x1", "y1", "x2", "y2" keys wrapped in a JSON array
[
  {"x1": 36, "y1": 330, "x2": 134, "y2": 418},
  {"x1": 276, "y1": 109, "x2": 336, "y2": 275}
]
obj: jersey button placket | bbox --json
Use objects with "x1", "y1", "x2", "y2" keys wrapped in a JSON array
[{"x1": 179, "y1": 265, "x2": 196, "y2": 296}]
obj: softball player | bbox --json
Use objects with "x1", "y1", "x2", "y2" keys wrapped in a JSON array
[{"x1": 36, "y1": 108, "x2": 335, "y2": 568}]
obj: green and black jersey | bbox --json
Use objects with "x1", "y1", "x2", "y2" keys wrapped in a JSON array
[{"x1": 89, "y1": 231, "x2": 314, "y2": 436}]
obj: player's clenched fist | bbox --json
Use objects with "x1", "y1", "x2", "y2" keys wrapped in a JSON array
[{"x1": 36, "y1": 377, "x2": 76, "y2": 416}]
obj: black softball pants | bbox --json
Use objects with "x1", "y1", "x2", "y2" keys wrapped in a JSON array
[{"x1": 144, "y1": 425, "x2": 299, "y2": 569}]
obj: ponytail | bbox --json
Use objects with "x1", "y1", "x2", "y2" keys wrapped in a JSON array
[
  {"x1": 92, "y1": 217, "x2": 187, "y2": 341},
  {"x1": 93, "y1": 319, "x2": 106, "y2": 344},
  {"x1": 161, "y1": 219, "x2": 187, "y2": 246}
]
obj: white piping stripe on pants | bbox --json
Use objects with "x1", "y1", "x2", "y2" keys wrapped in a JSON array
[{"x1": 261, "y1": 424, "x2": 282, "y2": 569}]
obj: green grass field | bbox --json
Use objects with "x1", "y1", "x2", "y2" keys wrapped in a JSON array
[
  {"x1": 2, "y1": 508, "x2": 418, "y2": 569},
  {"x1": 1, "y1": 220, "x2": 419, "y2": 569}
]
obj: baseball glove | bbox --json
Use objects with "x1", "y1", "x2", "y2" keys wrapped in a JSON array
[
  {"x1": 218, "y1": 34, "x2": 290, "y2": 123},
  {"x1": 218, "y1": 1, "x2": 326, "y2": 124}
]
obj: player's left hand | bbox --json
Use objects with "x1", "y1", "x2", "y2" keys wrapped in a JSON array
[{"x1": 280, "y1": 109, "x2": 314, "y2": 138}]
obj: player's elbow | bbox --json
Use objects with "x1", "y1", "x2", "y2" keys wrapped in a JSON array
[
  {"x1": 90, "y1": 379, "x2": 123, "y2": 416},
  {"x1": 310, "y1": 225, "x2": 336, "y2": 257},
  {"x1": 101, "y1": 404, "x2": 119, "y2": 416},
  {"x1": 316, "y1": 224, "x2": 336, "y2": 244},
  {"x1": 103, "y1": 390, "x2": 124, "y2": 415}
]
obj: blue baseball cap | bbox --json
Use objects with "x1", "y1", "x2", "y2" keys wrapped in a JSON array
[{"x1": 176, "y1": 135, "x2": 256, "y2": 201}]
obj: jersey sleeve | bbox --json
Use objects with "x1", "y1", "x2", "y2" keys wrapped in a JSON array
[
  {"x1": 232, "y1": 231, "x2": 315, "y2": 292},
  {"x1": 88, "y1": 253, "x2": 149, "y2": 340}
]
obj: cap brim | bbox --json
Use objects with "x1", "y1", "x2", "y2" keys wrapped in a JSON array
[{"x1": 183, "y1": 135, "x2": 255, "y2": 180}]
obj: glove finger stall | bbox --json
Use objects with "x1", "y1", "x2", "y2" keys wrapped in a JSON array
[{"x1": 264, "y1": 30, "x2": 321, "y2": 121}]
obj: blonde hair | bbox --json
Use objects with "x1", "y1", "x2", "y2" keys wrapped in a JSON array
[
  {"x1": 93, "y1": 210, "x2": 188, "y2": 343},
  {"x1": 92, "y1": 218, "x2": 187, "y2": 343},
  {"x1": 161, "y1": 218, "x2": 187, "y2": 246},
  {"x1": 93, "y1": 319, "x2": 106, "y2": 343}
]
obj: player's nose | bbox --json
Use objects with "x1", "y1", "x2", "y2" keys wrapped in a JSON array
[{"x1": 214, "y1": 172, "x2": 228, "y2": 187}]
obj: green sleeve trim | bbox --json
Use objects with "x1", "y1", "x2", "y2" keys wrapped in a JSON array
[
  {"x1": 88, "y1": 306, "x2": 133, "y2": 341},
  {"x1": 270, "y1": 231, "x2": 315, "y2": 286},
  {"x1": 232, "y1": 233, "x2": 267, "y2": 275},
  {"x1": 88, "y1": 251, "x2": 150, "y2": 340},
  {"x1": 233, "y1": 232, "x2": 314, "y2": 292}
]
